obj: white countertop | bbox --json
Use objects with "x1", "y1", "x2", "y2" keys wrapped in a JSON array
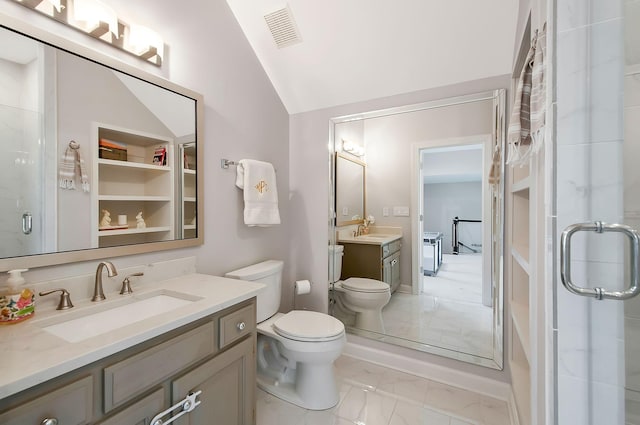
[
  {"x1": 338, "y1": 233, "x2": 402, "y2": 246},
  {"x1": 0, "y1": 273, "x2": 264, "y2": 400}
]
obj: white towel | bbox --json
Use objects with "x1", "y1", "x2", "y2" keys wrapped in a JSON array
[{"x1": 235, "y1": 159, "x2": 281, "y2": 227}]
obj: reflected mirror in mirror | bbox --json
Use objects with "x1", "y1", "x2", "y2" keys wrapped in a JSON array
[
  {"x1": 329, "y1": 90, "x2": 505, "y2": 369},
  {"x1": 0, "y1": 24, "x2": 200, "y2": 262},
  {"x1": 335, "y1": 153, "x2": 365, "y2": 226}
]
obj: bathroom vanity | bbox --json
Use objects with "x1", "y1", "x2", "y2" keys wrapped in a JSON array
[
  {"x1": 0, "y1": 274, "x2": 263, "y2": 425},
  {"x1": 339, "y1": 233, "x2": 402, "y2": 293}
]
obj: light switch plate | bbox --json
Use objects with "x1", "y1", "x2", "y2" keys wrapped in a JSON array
[
  {"x1": 393, "y1": 206, "x2": 410, "y2": 217},
  {"x1": 342, "y1": 207, "x2": 349, "y2": 216}
]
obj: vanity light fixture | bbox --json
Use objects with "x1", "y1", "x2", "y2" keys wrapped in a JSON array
[
  {"x1": 71, "y1": 0, "x2": 118, "y2": 39},
  {"x1": 125, "y1": 24, "x2": 164, "y2": 63},
  {"x1": 11, "y1": 0, "x2": 164, "y2": 66},
  {"x1": 16, "y1": 0, "x2": 64, "y2": 16},
  {"x1": 342, "y1": 139, "x2": 365, "y2": 157}
]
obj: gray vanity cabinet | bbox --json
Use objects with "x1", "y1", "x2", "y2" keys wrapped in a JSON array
[
  {"x1": 341, "y1": 238, "x2": 402, "y2": 293},
  {"x1": 0, "y1": 298, "x2": 257, "y2": 425},
  {"x1": 172, "y1": 337, "x2": 255, "y2": 425}
]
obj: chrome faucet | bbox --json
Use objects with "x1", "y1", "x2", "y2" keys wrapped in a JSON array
[
  {"x1": 92, "y1": 261, "x2": 118, "y2": 302},
  {"x1": 356, "y1": 224, "x2": 366, "y2": 236}
]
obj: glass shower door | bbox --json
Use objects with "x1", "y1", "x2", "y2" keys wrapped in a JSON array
[{"x1": 555, "y1": 0, "x2": 638, "y2": 423}]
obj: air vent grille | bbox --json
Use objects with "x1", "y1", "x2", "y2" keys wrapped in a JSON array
[{"x1": 264, "y1": 5, "x2": 302, "y2": 49}]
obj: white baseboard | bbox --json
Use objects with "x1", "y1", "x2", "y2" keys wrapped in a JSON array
[{"x1": 343, "y1": 341, "x2": 512, "y2": 401}]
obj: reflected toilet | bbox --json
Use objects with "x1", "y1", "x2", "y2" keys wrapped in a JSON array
[{"x1": 329, "y1": 245, "x2": 391, "y2": 333}]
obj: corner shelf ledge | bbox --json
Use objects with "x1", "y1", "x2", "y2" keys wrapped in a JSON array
[
  {"x1": 98, "y1": 226, "x2": 171, "y2": 237},
  {"x1": 98, "y1": 158, "x2": 171, "y2": 171}
]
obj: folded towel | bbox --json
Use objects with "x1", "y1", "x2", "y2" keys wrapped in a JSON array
[
  {"x1": 59, "y1": 140, "x2": 90, "y2": 192},
  {"x1": 236, "y1": 159, "x2": 280, "y2": 227}
]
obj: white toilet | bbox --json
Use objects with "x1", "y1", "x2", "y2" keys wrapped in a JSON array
[
  {"x1": 225, "y1": 260, "x2": 346, "y2": 410},
  {"x1": 329, "y1": 245, "x2": 391, "y2": 333}
]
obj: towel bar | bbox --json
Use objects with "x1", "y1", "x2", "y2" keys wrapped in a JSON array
[
  {"x1": 221, "y1": 159, "x2": 237, "y2": 169},
  {"x1": 221, "y1": 158, "x2": 277, "y2": 172}
]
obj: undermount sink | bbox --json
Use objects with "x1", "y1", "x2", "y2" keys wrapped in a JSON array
[
  {"x1": 39, "y1": 290, "x2": 200, "y2": 343},
  {"x1": 358, "y1": 234, "x2": 395, "y2": 239}
]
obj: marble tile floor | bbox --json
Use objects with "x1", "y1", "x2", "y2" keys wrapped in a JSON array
[
  {"x1": 256, "y1": 355, "x2": 511, "y2": 425},
  {"x1": 381, "y1": 254, "x2": 493, "y2": 358}
]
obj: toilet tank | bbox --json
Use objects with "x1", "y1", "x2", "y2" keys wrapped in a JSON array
[
  {"x1": 328, "y1": 245, "x2": 344, "y2": 283},
  {"x1": 225, "y1": 260, "x2": 283, "y2": 322}
]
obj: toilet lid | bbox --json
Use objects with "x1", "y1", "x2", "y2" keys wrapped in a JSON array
[
  {"x1": 342, "y1": 277, "x2": 390, "y2": 293},
  {"x1": 273, "y1": 311, "x2": 345, "y2": 342}
]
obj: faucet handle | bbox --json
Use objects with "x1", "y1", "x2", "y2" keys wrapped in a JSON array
[
  {"x1": 120, "y1": 272, "x2": 144, "y2": 295},
  {"x1": 39, "y1": 288, "x2": 74, "y2": 310}
]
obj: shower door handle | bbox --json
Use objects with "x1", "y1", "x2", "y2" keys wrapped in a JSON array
[
  {"x1": 22, "y1": 212, "x2": 32, "y2": 235},
  {"x1": 560, "y1": 222, "x2": 640, "y2": 300}
]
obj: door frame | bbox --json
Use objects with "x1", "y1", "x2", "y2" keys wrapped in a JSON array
[{"x1": 410, "y1": 134, "x2": 493, "y2": 300}]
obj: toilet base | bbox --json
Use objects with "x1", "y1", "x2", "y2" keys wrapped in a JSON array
[
  {"x1": 355, "y1": 310, "x2": 386, "y2": 333},
  {"x1": 257, "y1": 362, "x2": 340, "y2": 410}
]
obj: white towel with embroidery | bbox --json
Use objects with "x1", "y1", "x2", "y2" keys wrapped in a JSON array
[{"x1": 235, "y1": 159, "x2": 280, "y2": 227}]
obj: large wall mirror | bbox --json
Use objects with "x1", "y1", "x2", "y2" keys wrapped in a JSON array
[
  {"x1": 0, "y1": 15, "x2": 204, "y2": 271},
  {"x1": 329, "y1": 90, "x2": 505, "y2": 369}
]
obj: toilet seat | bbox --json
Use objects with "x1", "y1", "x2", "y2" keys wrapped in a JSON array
[
  {"x1": 273, "y1": 311, "x2": 345, "y2": 342},
  {"x1": 342, "y1": 278, "x2": 390, "y2": 293}
]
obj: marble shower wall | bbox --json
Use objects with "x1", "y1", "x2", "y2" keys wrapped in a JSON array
[{"x1": 555, "y1": 0, "x2": 627, "y2": 423}]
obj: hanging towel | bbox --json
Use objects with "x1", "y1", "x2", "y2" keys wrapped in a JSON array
[
  {"x1": 59, "y1": 140, "x2": 90, "y2": 192},
  {"x1": 488, "y1": 146, "x2": 502, "y2": 186},
  {"x1": 507, "y1": 24, "x2": 546, "y2": 167},
  {"x1": 530, "y1": 23, "x2": 547, "y2": 145},
  {"x1": 235, "y1": 159, "x2": 280, "y2": 227}
]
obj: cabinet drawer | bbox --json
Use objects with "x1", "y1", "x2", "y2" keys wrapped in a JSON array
[
  {"x1": 219, "y1": 304, "x2": 255, "y2": 349},
  {"x1": 104, "y1": 321, "x2": 215, "y2": 412},
  {"x1": 0, "y1": 376, "x2": 93, "y2": 425},
  {"x1": 97, "y1": 388, "x2": 164, "y2": 425},
  {"x1": 382, "y1": 239, "x2": 401, "y2": 258}
]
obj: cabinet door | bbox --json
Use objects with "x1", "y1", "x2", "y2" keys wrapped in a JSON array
[
  {"x1": 172, "y1": 337, "x2": 256, "y2": 425},
  {"x1": 97, "y1": 388, "x2": 164, "y2": 425},
  {"x1": 383, "y1": 251, "x2": 401, "y2": 292}
]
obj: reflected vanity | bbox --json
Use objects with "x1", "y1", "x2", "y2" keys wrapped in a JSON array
[
  {"x1": 0, "y1": 16, "x2": 204, "y2": 271},
  {"x1": 329, "y1": 90, "x2": 506, "y2": 369}
]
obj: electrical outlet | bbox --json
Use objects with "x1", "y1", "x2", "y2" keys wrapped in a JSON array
[
  {"x1": 342, "y1": 207, "x2": 349, "y2": 216},
  {"x1": 382, "y1": 207, "x2": 389, "y2": 217}
]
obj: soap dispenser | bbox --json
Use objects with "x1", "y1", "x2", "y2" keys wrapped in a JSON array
[{"x1": 0, "y1": 269, "x2": 35, "y2": 324}]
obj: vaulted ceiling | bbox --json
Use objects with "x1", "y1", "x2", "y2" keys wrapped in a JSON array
[{"x1": 225, "y1": 1, "x2": 519, "y2": 114}]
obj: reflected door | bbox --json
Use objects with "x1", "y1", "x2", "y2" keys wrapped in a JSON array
[{"x1": 0, "y1": 37, "x2": 45, "y2": 258}]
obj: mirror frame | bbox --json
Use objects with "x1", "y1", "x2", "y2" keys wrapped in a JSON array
[
  {"x1": 0, "y1": 13, "x2": 205, "y2": 271},
  {"x1": 335, "y1": 152, "x2": 366, "y2": 226},
  {"x1": 328, "y1": 89, "x2": 505, "y2": 370}
]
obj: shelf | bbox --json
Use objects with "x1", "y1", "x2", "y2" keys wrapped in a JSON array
[
  {"x1": 183, "y1": 224, "x2": 196, "y2": 230},
  {"x1": 98, "y1": 158, "x2": 170, "y2": 171},
  {"x1": 98, "y1": 195, "x2": 172, "y2": 202},
  {"x1": 511, "y1": 303, "x2": 531, "y2": 364},
  {"x1": 511, "y1": 176, "x2": 531, "y2": 194},
  {"x1": 184, "y1": 197, "x2": 196, "y2": 203},
  {"x1": 183, "y1": 169, "x2": 196, "y2": 175},
  {"x1": 511, "y1": 246, "x2": 530, "y2": 274},
  {"x1": 98, "y1": 226, "x2": 171, "y2": 237}
]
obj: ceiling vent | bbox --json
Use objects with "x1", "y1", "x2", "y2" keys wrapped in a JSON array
[{"x1": 264, "y1": 5, "x2": 302, "y2": 49}]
